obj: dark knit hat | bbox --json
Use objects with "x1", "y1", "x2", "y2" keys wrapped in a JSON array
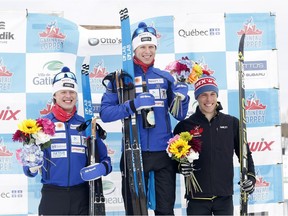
[{"x1": 194, "y1": 75, "x2": 218, "y2": 99}]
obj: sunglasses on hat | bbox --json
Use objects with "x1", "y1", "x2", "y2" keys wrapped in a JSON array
[
  {"x1": 52, "y1": 71, "x2": 77, "y2": 85},
  {"x1": 132, "y1": 26, "x2": 157, "y2": 40}
]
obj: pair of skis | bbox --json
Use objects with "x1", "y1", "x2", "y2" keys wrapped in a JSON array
[
  {"x1": 80, "y1": 57, "x2": 106, "y2": 216},
  {"x1": 238, "y1": 34, "x2": 249, "y2": 216},
  {"x1": 119, "y1": 8, "x2": 148, "y2": 215}
]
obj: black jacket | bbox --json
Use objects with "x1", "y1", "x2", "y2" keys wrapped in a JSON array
[{"x1": 173, "y1": 102, "x2": 255, "y2": 199}]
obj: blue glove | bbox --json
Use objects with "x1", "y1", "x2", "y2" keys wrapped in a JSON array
[
  {"x1": 133, "y1": 92, "x2": 155, "y2": 111},
  {"x1": 174, "y1": 82, "x2": 188, "y2": 101},
  {"x1": 24, "y1": 159, "x2": 43, "y2": 174},
  {"x1": 80, "y1": 162, "x2": 110, "y2": 181}
]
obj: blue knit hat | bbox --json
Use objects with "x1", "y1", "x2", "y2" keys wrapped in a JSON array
[
  {"x1": 132, "y1": 22, "x2": 157, "y2": 51},
  {"x1": 194, "y1": 75, "x2": 219, "y2": 99}
]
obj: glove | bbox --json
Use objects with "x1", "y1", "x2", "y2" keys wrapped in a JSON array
[
  {"x1": 80, "y1": 162, "x2": 110, "y2": 181},
  {"x1": 179, "y1": 162, "x2": 194, "y2": 177},
  {"x1": 174, "y1": 82, "x2": 188, "y2": 101},
  {"x1": 241, "y1": 173, "x2": 256, "y2": 194},
  {"x1": 29, "y1": 165, "x2": 43, "y2": 173},
  {"x1": 133, "y1": 92, "x2": 155, "y2": 111}
]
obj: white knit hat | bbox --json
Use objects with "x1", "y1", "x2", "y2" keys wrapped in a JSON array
[
  {"x1": 132, "y1": 22, "x2": 157, "y2": 51},
  {"x1": 52, "y1": 67, "x2": 78, "y2": 95}
]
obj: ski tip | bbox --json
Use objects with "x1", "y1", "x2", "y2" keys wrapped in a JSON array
[
  {"x1": 238, "y1": 33, "x2": 246, "y2": 58},
  {"x1": 82, "y1": 56, "x2": 91, "y2": 65}
]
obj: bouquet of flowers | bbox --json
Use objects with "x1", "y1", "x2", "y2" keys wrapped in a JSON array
[
  {"x1": 165, "y1": 56, "x2": 210, "y2": 116},
  {"x1": 12, "y1": 118, "x2": 55, "y2": 169},
  {"x1": 166, "y1": 131, "x2": 202, "y2": 196}
]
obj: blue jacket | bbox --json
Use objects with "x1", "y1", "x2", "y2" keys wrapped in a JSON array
[
  {"x1": 100, "y1": 64, "x2": 190, "y2": 151},
  {"x1": 23, "y1": 112, "x2": 112, "y2": 187}
]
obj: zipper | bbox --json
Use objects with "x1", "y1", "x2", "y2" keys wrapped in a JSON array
[{"x1": 66, "y1": 122, "x2": 71, "y2": 187}]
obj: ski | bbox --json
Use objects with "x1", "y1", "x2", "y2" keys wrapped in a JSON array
[
  {"x1": 80, "y1": 57, "x2": 106, "y2": 216},
  {"x1": 119, "y1": 8, "x2": 148, "y2": 215},
  {"x1": 238, "y1": 34, "x2": 249, "y2": 216}
]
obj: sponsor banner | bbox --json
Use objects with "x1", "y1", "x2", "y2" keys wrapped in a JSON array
[
  {"x1": 174, "y1": 13, "x2": 226, "y2": 53},
  {"x1": 131, "y1": 16, "x2": 175, "y2": 54},
  {"x1": 233, "y1": 126, "x2": 282, "y2": 166},
  {"x1": 228, "y1": 88, "x2": 280, "y2": 127},
  {"x1": 0, "y1": 10, "x2": 26, "y2": 53},
  {"x1": 0, "y1": 93, "x2": 26, "y2": 133},
  {"x1": 25, "y1": 53, "x2": 77, "y2": 93},
  {"x1": 234, "y1": 202, "x2": 284, "y2": 216},
  {"x1": 102, "y1": 172, "x2": 125, "y2": 213},
  {"x1": 226, "y1": 50, "x2": 278, "y2": 90},
  {"x1": 248, "y1": 126, "x2": 282, "y2": 165},
  {"x1": 225, "y1": 13, "x2": 276, "y2": 51},
  {"x1": 0, "y1": 11, "x2": 282, "y2": 214},
  {"x1": 78, "y1": 28, "x2": 122, "y2": 56},
  {"x1": 233, "y1": 164, "x2": 283, "y2": 205},
  {"x1": 26, "y1": 13, "x2": 79, "y2": 54},
  {"x1": 0, "y1": 174, "x2": 28, "y2": 215}
]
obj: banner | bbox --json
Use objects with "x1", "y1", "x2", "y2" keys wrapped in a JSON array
[{"x1": 0, "y1": 11, "x2": 282, "y2": 215}]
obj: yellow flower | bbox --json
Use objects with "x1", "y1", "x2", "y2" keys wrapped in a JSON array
[
  {"x1": 179, "y1": 132, "x2": 193, "y2": 141},
  {"x1": 169, "y1": 138, "x2": 191, "y2": 160},
  {"x1": 18, "y1": 119, "x2": 41, "y2": 135}
]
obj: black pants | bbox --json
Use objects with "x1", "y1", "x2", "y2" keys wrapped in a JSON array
[
  {"x1": 120, "y1": 151, "x2": 177, "y2": 215},
  {"x1": 187, "y1": 196, "x2": 233, "y2": 215},
  {"x1": 38, "y1": 183, "x2": 89, "y2": 215}
]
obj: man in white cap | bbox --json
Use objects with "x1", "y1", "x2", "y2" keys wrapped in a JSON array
[
  {"x1": 100, "y1": 22, "x2": 190, "y2": 215},
  {"x1": 174, "y1": 74, "x2": 256, "y2": 215},
  {"x1": 22, "y1": 66, "x2": 112, "y2": 215}
]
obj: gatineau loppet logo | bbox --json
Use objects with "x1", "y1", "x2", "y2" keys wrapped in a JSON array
[
  {"x1": 0, "y1": 58, "x2": 13, "y2": 92},
  {"x1": 245, "y1": 92, "x2": 267, "y2": 124},
  {"x1": 237, "y1": 16, "x2": 263, "y2": 48},
  {"x1": 89, "y1": 60, "x2": 109, "y2": 93},
  {"x1": 39, "y1": 20, "x2": 66, "y2": 51}
]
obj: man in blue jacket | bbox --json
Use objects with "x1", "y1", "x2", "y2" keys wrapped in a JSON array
[
  {"x1": 100, "y1": 22, "x2": 190, "y2": 215},
  {"x1": 23, "y1": 66, "x2": 112, "y2": 215}
]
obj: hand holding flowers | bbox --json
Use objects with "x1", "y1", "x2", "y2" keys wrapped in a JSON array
[
  {"x1": 165, "y1": 56, "x2": 210, "y2": 116},
  {"x1": 166, "y1": 131, "x2": 202, "y2": 196},
  {"x1": 12, "y1": 118, "x2": 56, "y2": 170}
]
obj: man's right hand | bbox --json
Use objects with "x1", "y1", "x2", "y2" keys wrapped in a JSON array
[
  {"x1": 29, "y1": 165, "x2": 43, "y2": 173},
  {"x1": 179, "y1": 162, "x2": 194, "y2": 177},
  {"x1": 133, "y1": 92, "x2": 155, "y2": 111}
]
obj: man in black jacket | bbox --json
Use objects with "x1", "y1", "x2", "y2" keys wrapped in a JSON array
[{"x1": 173, "y1": 74, "x2": 256, "y2": 215}]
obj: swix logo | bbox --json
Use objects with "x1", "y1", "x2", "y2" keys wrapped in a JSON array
[
  {"x1": 0, "y1": 107, "x2": 20, "y2": 120},
  {"x1": 248, "y1": 139, "x2": 274, "y2": 152}
]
